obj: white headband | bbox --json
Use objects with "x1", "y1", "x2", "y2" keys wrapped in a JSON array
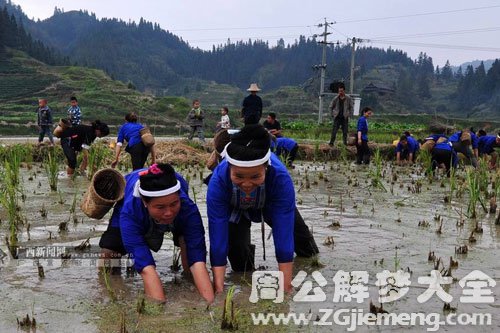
[
  {"x1": 221, "y1": 142, "x2": 272, "y2": 167},
  {"x1": 133, "y1": 179, "x2": 181, "y2": 198},
  {"x1": 497, "y1": 134, "x2": 500, "y2": 139}
]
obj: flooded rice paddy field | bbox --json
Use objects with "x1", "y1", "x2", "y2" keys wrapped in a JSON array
[{"x1": 0, "y1": 160, "x2": 499, "y2": 332}]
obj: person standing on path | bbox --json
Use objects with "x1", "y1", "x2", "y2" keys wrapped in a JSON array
[
  {"x1": 187, "y1": 99, "x2": 205, "y2": 142},
  {"x1": 61, "y1": 96, "x2": 82, "y2": 164},
  {"x1": 36, "y1": 98, "x2": 54, "y2": 146},
  {"x1": 329, "y1": 82, "x2": 353, "y2": 146},
  {"x1": 241, "y1": 83, "x2": 263, "y2": 125}
]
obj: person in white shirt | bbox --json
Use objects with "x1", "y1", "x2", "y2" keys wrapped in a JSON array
[{"x1": 217, "y1": 106, "x2": 231, "y2": 132}]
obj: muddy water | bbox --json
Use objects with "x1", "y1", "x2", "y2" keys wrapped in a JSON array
[{"x1": 0, "y1": 162, "x2": 499, "y2": 332}]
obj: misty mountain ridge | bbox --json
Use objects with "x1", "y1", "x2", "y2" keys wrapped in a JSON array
[
  {"x1": 453, "y1": 59, "x2": 495, "y2": 73},
  {"x1": 1, "y1": 0, "x2": 499, "y2": 120}
]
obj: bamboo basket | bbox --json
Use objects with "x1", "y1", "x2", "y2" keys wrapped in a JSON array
[
  {"x1": 53, "y1": 118, "x2": 71, "y2": 138},
  {"x1": 421, "y1": 140, "x2": 435, "y2": 152},
  {"x1": 140, "y1": 127, "x2": 155, "y2": 147},
  {"x1": 80, "y1": 168, "x2": 126, "y2": 219}
]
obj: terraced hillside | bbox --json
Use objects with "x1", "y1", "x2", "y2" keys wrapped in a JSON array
[{"x1": 0, "y1": 49, "x2": 190, "y2": 135}]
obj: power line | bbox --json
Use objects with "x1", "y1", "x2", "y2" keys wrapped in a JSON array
[
  {"x1": 170, "y1": 25, "x2": 310, "y2": 32},
  {"x1": 371, "y1": 26, "x2": 500, "y2": 40},
  {"x1": 368, "y1": 39, "x2": 500, "y2": 52},
  {"x1": 334, "y1": 5, "x2": 500, "y2": 24},
  {"x1": 169, "y1": 5, "x2": 500, "y2": 33}
]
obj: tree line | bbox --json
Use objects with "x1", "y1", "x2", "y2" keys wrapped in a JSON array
[{"x1": 0, "y1": 6, "x2": 68, "y2": 65}]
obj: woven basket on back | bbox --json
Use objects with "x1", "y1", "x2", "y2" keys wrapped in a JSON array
[
  {"x1": 140, "y1": 127, "x2": 155, "y2": 147},
  {"x1": 421, "y1": 140, "x2": 436, "y2": 152},
  {"x1": 53, "y1": 118, "x2": 71, "y2": 138},
  {"x1": 81, "y1": 168, "x2": 126, "y2": 219}
]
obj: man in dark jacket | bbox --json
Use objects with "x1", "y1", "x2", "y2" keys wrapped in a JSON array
[
  {"x1": 329, "y1": 83, "x2": 353, "y2": 146},
  {"x1": 241, "y1": 83, "x2": 263, "y2": 125}
]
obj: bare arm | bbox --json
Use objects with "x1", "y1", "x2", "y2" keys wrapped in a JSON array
[
  {"x1": 150, "y1": 144, "x2": 157, "y2": 165},
  {"x1": 111, "y1": 144, "x2": 122, "y2": 168},
  {"x1": 140, "y1": 265, "x2": 166, "y2": 302},
  {"x1": 212, "y1": 266, "x2": 226, "y2": 293},
  {"x1": 191, "y1": 262, "x2": 215, "y2": 304}
]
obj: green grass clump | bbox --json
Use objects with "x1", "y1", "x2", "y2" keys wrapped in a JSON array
[{"x1": 44, "y1": 150, "x2": 59, "y2": 191}]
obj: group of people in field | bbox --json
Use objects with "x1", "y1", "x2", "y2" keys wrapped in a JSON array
[
  {"x1": 33, "y1": 84, "x2": 320, "y2": 304},
  {"x1": 185, "y1": 83, "x2": 301, "y2": 168},
  {"x1": 327, "y1": 81, "x2": 499, "y2": 171},
  {"x1": 395, "y1": 128, "x2": 500, "y2": 174},
  {"x1": 33, "y1": 82, "x2": 497, "y2": 305}
]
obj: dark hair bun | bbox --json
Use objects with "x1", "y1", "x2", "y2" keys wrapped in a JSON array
[
  {"x1": 140, "y1": 163, "x2": 177, "y2": 192},
  {"x1": 226, "y1": 124, "x2": 271, "y2": 161},
  {"x1": 92, "y1": 120, "x2": 110, "y2": 136}
]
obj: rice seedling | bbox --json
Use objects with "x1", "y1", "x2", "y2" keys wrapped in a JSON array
[
  {"x1": 69, "y1": 189, "x2": 79, "y2": 223},
  {"x1": 101, "y1": 267, "x2": 117, "y2": 301},
  {"x1": 278, "y1": 152, "x2": 292, "y2": 168},
  {"x1": 323, "y1": 236, "x2": 335, "y2": 246},
  {"x1": 476, "y1": 158, "x2": 490, "y2": 193},
  {"x1": 417, "y1": 149, "x2": 433, "y2": 179},
  {"x1": 17, "y1": 314, "x2": 37, "y2": 330},
  {"x1": 44, "y1": 150, "x2": 59, "y2": 191},
  {"x1": 369, "y1": 300, "x2": 388, "y2": 314},
  {"x1": 221, "y1": 285, "x2": 239, "y2": 330},
  {"x1": 443, "y1": 303, "x2": 457, "y2": 312},
  {"x1": 445, "y1": 167, "x2": 457, "y2": 204},
  {"x1": 3, "y1": 147, "x2": 22, "y2": 186},
  {"x1": 0, "y1": 162, "x2": 24, "y2": 255},
  {"x1": 465, "y1": 168, "x2": 486, "y2": 218},
  {"x1": 313, "y1": 142, "x2": 320, "y2": 161},
  {"x1": 393, "y1": 246, "x2": 401, "y2": 272},
  {"x1": 309, "y1": 254, "x2": 325, "y2": 268},
  {"x1": 87, "y1": 143, "x2": 110, "y2": 179},
  {"x1": 39, "y1": 204, "x2": 47, "y2": 218},
  {"x1": 120, "y1": 311, "x2": 128, "y2": 333},
  {"x1": 191, "y1": 187, "x2": 198, "y2": 204},
  {"x1": 338, "y1": 144, "x2": 349, "y2": 164},
  {"x1": 37, "y1": 260, "x2": 45, "y2": 278},
  {"x1": 170, "y1": 246, "x2": 181, "y2": 272},
  {"x1": 369, "y1": 148, "x2": 387, "y2": 192}
]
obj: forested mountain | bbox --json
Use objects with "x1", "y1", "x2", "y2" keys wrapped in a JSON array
[
  {"x1": 0, "y1": 6, "x2": 68, "y2": 65},
  {"x1": 0, "y1": 0, "x2": 498, "y2": 119}
]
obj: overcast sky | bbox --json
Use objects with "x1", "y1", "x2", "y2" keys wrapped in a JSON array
[{"x1": 11, "y1": 0, "x2": 500, "y2": 67}]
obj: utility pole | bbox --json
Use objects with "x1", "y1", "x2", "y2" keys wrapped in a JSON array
[
  {"x1": 314, "y1": 18, "x2": 335, "y2": 124},
  {"x1": 349, "y1": 37, "x2": 364, "y2": 94}
]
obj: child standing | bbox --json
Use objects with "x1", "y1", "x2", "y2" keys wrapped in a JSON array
[
  {"x1": 36, "y1": 98, "x2": 54, "y2": 146},
  {"x1": 187, "y1": 99, "x2": 205, "y2": 142},
  {"x1": 67, "y1": 96, "x2": 82, "y2": 126},
  {"x1": 216, "y1": 106, "x2": 231, "y2": 132},
  {"x1": 61, "y1": 96, "x2": 83, "y2": 162}
]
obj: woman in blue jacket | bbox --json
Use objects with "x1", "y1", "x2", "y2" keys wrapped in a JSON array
[
  {"x1": 356, "y1": 107, "x2": 373, "y2": 164},
  {"x1": 478, "y1": 132, "x2": 500, "y2": 169},
  {"x1": 448, "y1": 129, "x2": 478, "y2": 168},
  {"x1": 99, "y1": 163, "x2": 214, "y2": 303},
  {"x1": 112, "y1": 112, "x2": 156, "y2": 170},
  {"x1": 426, "y1": 136, "x2": 457, "y2": 176},
  {"x1": 271, "y1": 137, "x2": 299, "y2": 168},
  {"x1": 396, "y1": 132, "x2": 420, "y2": 165},
  {"x1": 207, "y1": 125, "x2": 318, "y2": 294}
]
